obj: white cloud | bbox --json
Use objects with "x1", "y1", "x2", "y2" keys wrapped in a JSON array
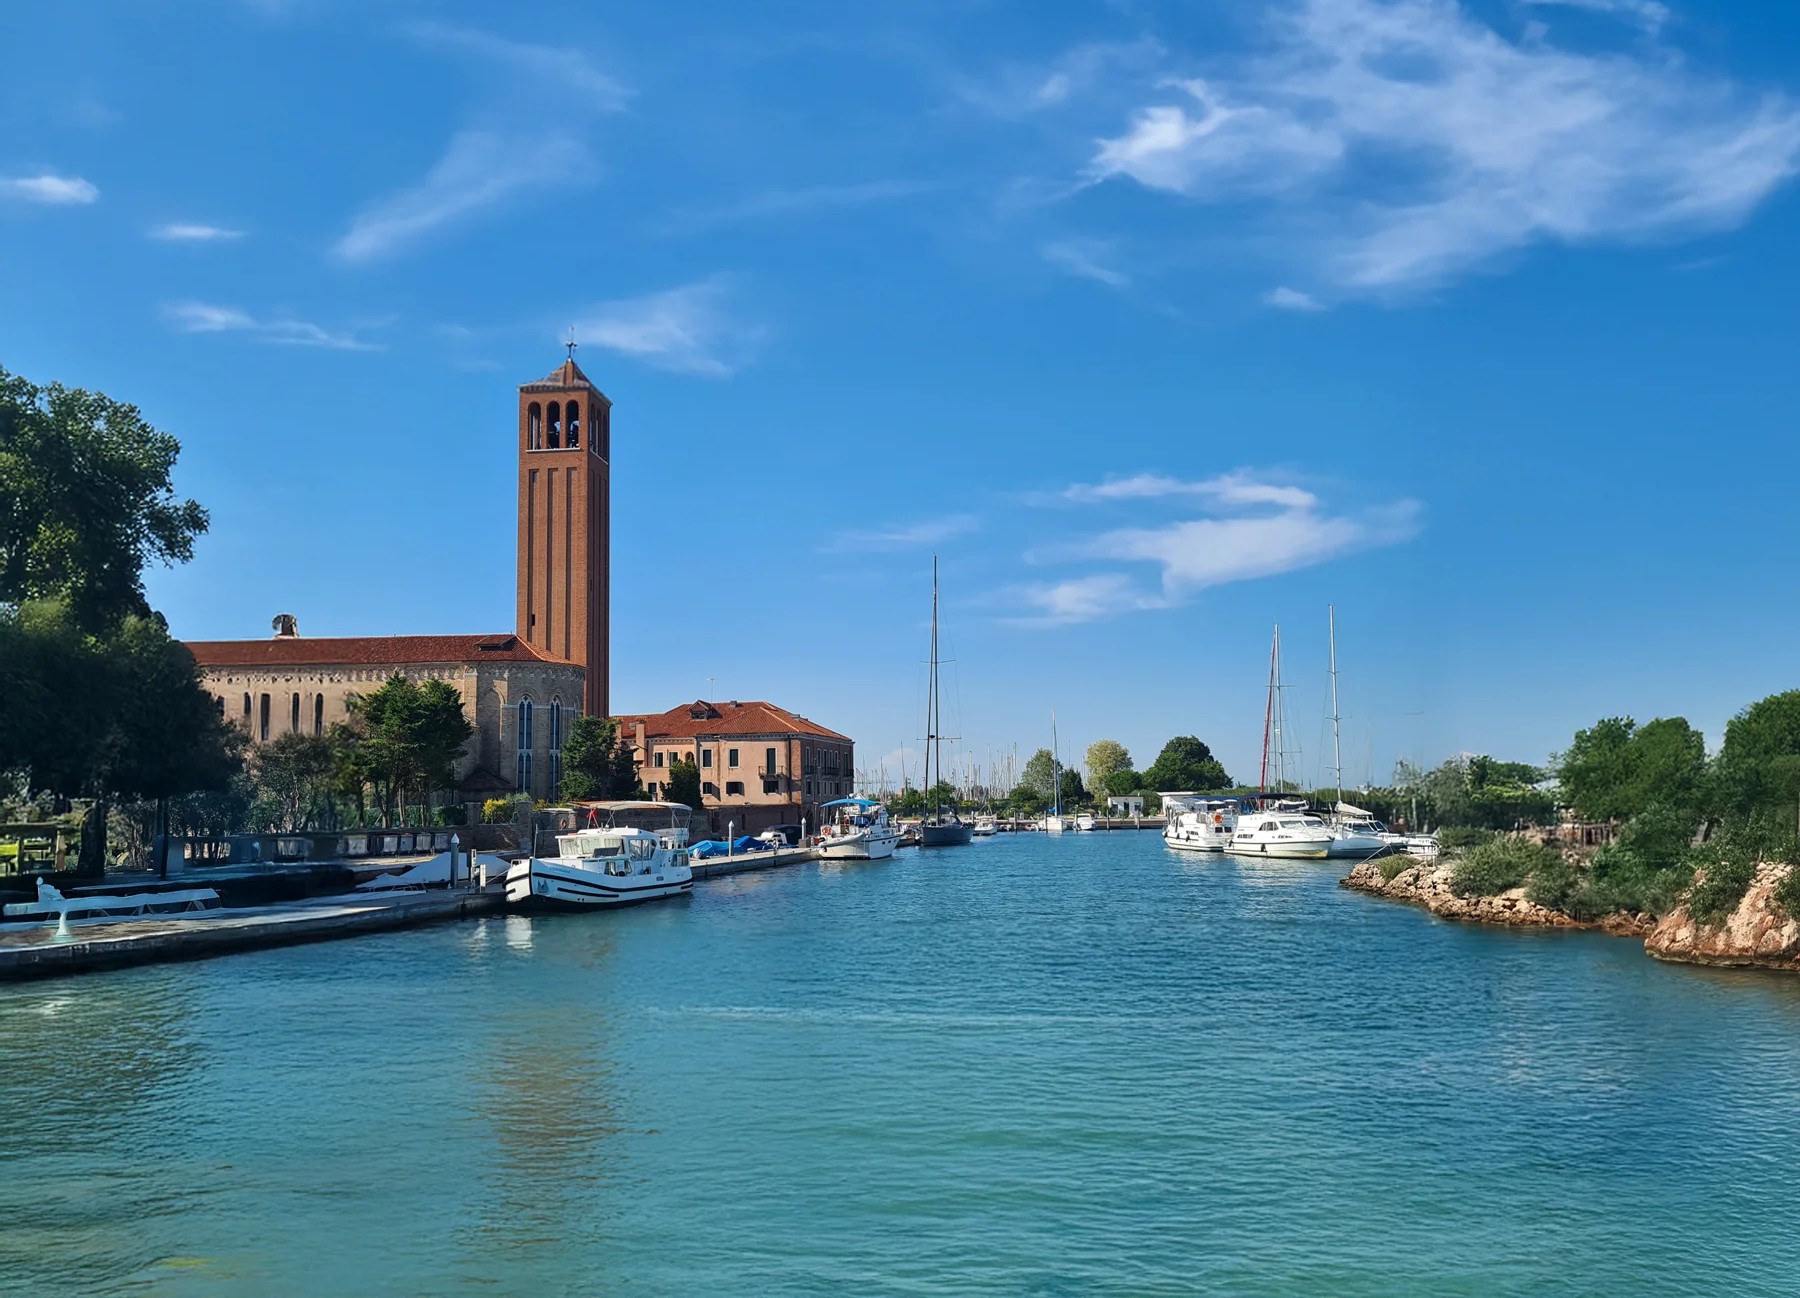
[
  {"x1": 0, "y1": 174, "x2": 98, "y2": 204},
  {"x1": 1523, "y1": 0, "x2": 1670, "y2": 35},
  {"x1": 1042, "y1": 239, "x2": 1130, "y2": 287},
  {"x1": 827, "y1": 515, "x2": 980, "y2": 552},
  {"x1": 332, "y1": 24, "x2": 626, "y2": 263},
  {"x1": 334, "y1": 131, "x2": 586, "y2": 263},
  {"x1": 1016, "y1": 468, "x2": 1418, "y2": 624},
  {"x1": 161, "y1": 301, "x2": 380, "y2": 351},
  {"x1": 149, "y1": 222, "x2": 244, "y2": 242},
  {"x1": 572, "y1": 278, "x2": 759, "y2": 377},
  {"x1": 960, "y1": 38, "x2": 1166, "y2": 119},
  {"x1": 1088, "y1": 0, "x2": 1800, "y2": 291},
  {"x1": 1264, "y1": 285, "x2": 1324, "y2": 311},
  {"x1": 673, "y1": 180, "x2": 935, "y2": 230},
  {"x1": 1060, "y1": 471, "x2": 1318, "y2": 510}
]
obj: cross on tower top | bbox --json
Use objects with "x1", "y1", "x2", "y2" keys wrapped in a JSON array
[{"x1": 566, "y1": 326, "x2": 578, "y2": 361}]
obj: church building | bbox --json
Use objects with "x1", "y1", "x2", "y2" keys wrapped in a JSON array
[{"x1": 186, "y1": 356, "x2": 611, "y2": 801}]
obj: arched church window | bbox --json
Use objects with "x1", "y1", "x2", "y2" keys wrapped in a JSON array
[
  {"x1": 516, "y1": 699, "x2": 535, "y2": 794},
  {"x1": 259, "y1": 694, "x2": 270, "y2": 742},
  {"x1": 528, "y1": 403, "x2": 543, "y2": 450},
  {"x1": 547, "y1": 401, "x2": 561, "y2": 449},
  {"x1": 291, "y1": 693, "x2": 300, "y2": 733},
  {"x1": 243, "y1": 693, "x2": 252, "y2": 719},
  {"x1": 565, "y1": 401, "x2": 580, "y2": 450},
  {"x1": 549, "y1": 698, "x2": 563, "y2": 791},
  {"x1": 314, "y1": 695, "x2": 324, "y2": 735}
]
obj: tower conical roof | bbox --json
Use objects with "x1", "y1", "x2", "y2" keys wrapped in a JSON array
[{"x1": 521, "y1": 357, "x2": 599, "y2": 392}]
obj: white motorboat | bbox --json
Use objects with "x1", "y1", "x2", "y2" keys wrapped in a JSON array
[
  {"x1": 504, "y1": 801, "x2": 693, "y2": 910},
  {"x1": 1162, "y1": 794, "x2": 1238, "y2": 854},
  {"x1": 971, "y1": 815, "x2": 998, "y2": 837},
  {"x1": 1074, "y1": 812, "x2": 1097, "y2": 832},
  {"x1": 816, "y1": 798, "x2": 900, "y2": 860},
  {"x1": 2, "y1": 878, "x2": 220, "y2": 924},
  {"x1": 1229, "y1": 809, "x2": 1334, "y2": 859},
  {"x1": 1043, "y1": 814, "x2": 1067, "y2": 834}
]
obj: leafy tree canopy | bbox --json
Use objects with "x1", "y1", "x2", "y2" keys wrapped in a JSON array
[
  {"x1": 1560, "y1": 716, "x2": 1707, "y2": 824},
  {"x1": 1020, "y1": 747, "x2": 1058, "y2": 797},
  {"x1": 1716, "y1": 691, "x2": 1800, "y2": 821},
  {"x1": 1058, "y1": 768, "x2": 1087, "y2": 808},
  {"x1": 1144, "y1": 736, "x2": 1231, "y2": 791},
  {"x1": 0, "y1": 365, "x2": 208, "y2": 632},
  {"x1": 1085, "y1": 739, "x2": 1131, "y2": 790},
  {"x1": 560, "y1": 715, "x2": 644, "y2": 803},
  {"x1": 663, "y1": 755, "x2": 703, "y2": 809},
  {"x1": 1103, "y1": 768, "x2": 1140, "y2": 797},
  {"x1": 347, "y1": 674, "x2": 473, "y2": 823}
]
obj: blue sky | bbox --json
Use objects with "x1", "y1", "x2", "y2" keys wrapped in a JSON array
[{"x1": 5, "y1": 0, "x2": 1800, "y2": 792}]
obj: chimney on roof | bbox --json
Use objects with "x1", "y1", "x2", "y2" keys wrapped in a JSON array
[{"x1": 271, "y1": 613, "x2": 299, "y2": 638}]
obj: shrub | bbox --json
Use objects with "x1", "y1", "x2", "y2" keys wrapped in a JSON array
[
  {"x1": 1578, "y1": 841, "x2": 1690, "y2": 918},
  {"x1": 434, "y1": 805, "x2": 466, "y2": 826},
  {"x1": 1687, "y1": 857, "x2": 1757, "y2": 925},
  {"x1": 1452, "y1": 837, "x2": 1560, "y2": 898},
  {"x1": 1526, "y1": 853, "x2": 1583, "y2": 913},
  {"x1": 1379, "y1": 853, "x2": 1413, "y2": 882},
  {"x1": 1774, "y1": 865, "x2": 1800, "y2": 921},
  {"x1": 1438, "y1": 826, "x2": 1496, "y2": 851},
  {"x1": 1681, "y1": 818, "x2": 1798, "y2": 925},
  {"x1": 482, "y1": 798, "x2": 513, "y2": 824}
]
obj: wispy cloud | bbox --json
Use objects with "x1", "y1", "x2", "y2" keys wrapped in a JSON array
[
  {"x1": 0, "y1": 173, "x2": 98, "y2": 205},
  {"x1": 572, "y1": 277, "x2": 760, "y2": 377},
  {"x1": 149, "y1": 222, "x2": 244, "y2": 242},
  {"x1": 1087, "y1": 0, "x2": 1800, "y2": 292},
  {"x1": 826, "y1": 515, "x2": 980, "y2": 553},
  {"x1": 1012, "y1": 469, "x2": 1417, "y2": 625},
  {"x1": 332, "y1": 24, "x2": 626, "y2": 263},
  {"x1": 335, "y1": 131, "x2": 586, "y2": 263},
  {"x1": 1059, "y1": 471, "x2": 1317, "y2": 510},
  {"x1": 161, "y1": 301, "x2": 381, "y2": 351},
  {"x1": 958, "y1": 38, "x2": 1166, "y2": 119},
  {"x1": 672, "y1": 180, "x2": 935, "y2": 231},
  {"x1": 1523, "y1": 0, "x2": 1670, "y2": 35},
  {"x1": 1264, "y1": 285, "x2": 1324, "y2": 311},
  {"x1": 1042, "y1": 239, "x2": 1130, "y2": 288}
]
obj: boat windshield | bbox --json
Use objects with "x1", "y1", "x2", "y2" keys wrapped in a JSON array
[{"x1": 1279, "y1": 819, "x2": 1312, "y2": 829}]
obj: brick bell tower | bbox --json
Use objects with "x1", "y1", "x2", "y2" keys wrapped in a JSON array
[{"x1": 516, "y1": 347, "x2": 611, "y2": 716}]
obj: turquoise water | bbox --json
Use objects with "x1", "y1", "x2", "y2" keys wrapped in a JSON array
[{"x1": 6, "y1": 833, "x2": 1800, "y2": 1296}]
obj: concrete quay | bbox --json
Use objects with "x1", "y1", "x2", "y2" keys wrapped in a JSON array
[{"x1": 0, "y1": 886, "x2": 504, "y2": 982}]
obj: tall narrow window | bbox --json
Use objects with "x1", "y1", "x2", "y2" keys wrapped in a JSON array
[
  {"x1": 291, "y1": 693, "x2": 300, "y2": 733},
  {"x1": 548, "y1": 699, "x2": 563, "y2": 794},
  {"x1": 765, "y1": 747, "x2": 776, "y2": 773},
  {"x1": 528, "y1": 402, "x2": 543, "y2": 450},
  {"x1": 565, "y1": 400, "x2": 580, "y2": 449},
  {"x1": 728, "y1": 748, "x2": 739, "y2": 767},
  {"x1": 243, "y1": 693, "x2": 252, "y2": 720},
  {"x1": 546, "y1": 401, "x2": 561, "y2": 449},
  {"x1": 314, "y1": 695, "x2": 324, "y2": 735},
  {"x1": 516, "y1": 699, "x2": 535, "y2": 793},
  {"x1": 701, "y1": 748, "x2": 712, "y2": 768},
  {"x1": 259, "y1": 694, "x2": 270, "y2": 741}
]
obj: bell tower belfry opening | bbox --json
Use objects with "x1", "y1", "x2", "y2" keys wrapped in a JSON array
[{"x1": 516, "y1": 350, "x2": 611, "y2": 716}]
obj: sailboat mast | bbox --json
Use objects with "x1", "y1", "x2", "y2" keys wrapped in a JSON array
[
  {"x1": 1273, "y1": 625, "x2": 1286, "y2": 793},
  {"x1": 1260, "y1": 624, "x2": 1276, "y2": 796},
  {"x1": 1329, "y1": 604, "x2": 1343, "y2": 808},
  {"x1": 1051, "y1": 710, "x2": 1061, "y2": 817},
  {"x1": 929, "y1": 555, "x2": 941, "y2": 819}
]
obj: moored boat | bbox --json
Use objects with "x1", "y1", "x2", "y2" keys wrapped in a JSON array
[
  {"x1": 816, "y1": 798, "x2": 900, "y2": 860},
  {"x1": 918, "y1": 557, "x2": 973, "y2": 849},
  {"x1": 971, "y1": 815, "x2": 998, "y2": 837},
  {"x1": 1229, "y1": 810, "x2": 1334, "y2": 859},
  {"x1": 1074, "y1": 812, "x2": 1097, "y2": 832},
  {"x1": 1162, "y1": 793, "x2": 1238, "y2": 853},
  {"x1": 504, "y1": 801, "x2": 693, "y2": 910}
]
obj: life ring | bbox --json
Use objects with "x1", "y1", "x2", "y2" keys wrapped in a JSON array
[{"x1": 1212, "y1": 813, "x2": 1223, "y2": 826}]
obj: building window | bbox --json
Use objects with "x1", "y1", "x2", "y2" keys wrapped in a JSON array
[
  {"x1": 701, "y1": 748, "x2": 712, "y2": 767},
  {"x1": 290, "y1": 693, "x2": 300, "y2": 733},
  {"x1": 516, "y1": 699, "x2": 534, "y2": 792},
  {"x1": 314, "y1": 695, "x2": 324, "y2": 735},
  {"x1": 765, "y1": 746, "x2": 776, "y2": 773},
  {"x1": 259, "y1": 693, "x2": 270, "y2": 741},
  {"x1": 726, "y1": 781, "x2": 744, "y2": 796},
  {"x1": 703, "y1": 781, "x2": 718, "y2": 797},
  {"x1": 728, "y1": 748, "x2": 739, "y2": 768},
  {"x1": 548, "y1": 699, "x2": 563, "y2": 793},
  {"x1": 528, "y1": 402, "x2": 542, "y2": 449},
  {"x1": 566, "y1": 400, "x2": 580, "y2": 449},
  {"x1": 763, "y1": 779, "x2": 780, "y2": 795},
  {"x1": 654, "y1": 751, "x2": 664, "y2": 768},
  {"x1": 647, "y1": 782, "x2": 658, "y2": 799},
  {"x1": 547, "y1": 401, "x2": 561, "y2": 449},
  {"x1": 242, "y1": 693, "x2": 251, "y2": 719}
]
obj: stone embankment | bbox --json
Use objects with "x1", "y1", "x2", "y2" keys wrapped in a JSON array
[
  {"x1": 1645, "y1": 862, "x2": 1800, "y2": 972},
  {"x1": 1340, "y1": 858, "x2": 1650, "y2": 936}
]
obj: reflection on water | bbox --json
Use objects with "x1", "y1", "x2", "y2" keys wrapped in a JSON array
[{"x1": 9, "y1": 834, "x2": 1800, "y2": 1296}]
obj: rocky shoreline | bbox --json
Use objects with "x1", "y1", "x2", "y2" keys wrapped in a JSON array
[{"x1": 1345, "y1": 855, "x2": 1800, "y2": 972}]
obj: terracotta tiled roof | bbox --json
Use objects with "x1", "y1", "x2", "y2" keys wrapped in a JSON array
[
  {"x1": 613, "y1": 699, "x2": 851, "y2": 743},
  {"x1": 185, "y1": 634, "x2": 566, "y2": 668},
  {"x1": 520, "y1": 358, "x2": 603, "y2": 394}
]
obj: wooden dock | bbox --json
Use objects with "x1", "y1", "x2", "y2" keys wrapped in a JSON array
[{"x1": 0, "y1": 886, "x2": 504, "y2": 982}]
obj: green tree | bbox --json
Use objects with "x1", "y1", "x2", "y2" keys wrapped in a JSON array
[
  {"x1": 1715, "y1": 691, "x2": 1800, "y2": 822},
  {"x1": 348, "y1": 674, "x2": 474, "y2": 825},
  {"x1": 560, "y1": 715, "x2": 644, "y2": 802},
  {"x1": 1144, "y1": 736, "x2": 1231, "y2": 791},
  {"x1": 926, "y1": 780, "x2": 960, "y2": 813},
  {"x1": 1103, "y1": 768, "x2": 1140, "y2": 797},
  {"x1": 1085, "y1": 739, "x2": 1131, "y2": 791},
  {"x1": 1058, "y1": 768, "x2": 1087, "y2": 809},
  {"x1": 891, "y1": 786, "x2": 926, "y2": 816},
  {"x1": 0, "y1": 365, "x2": 209, "y2": 632},
  {"x1": 250, "y1": 732, "x2": 339, "y2": 832},
  {"x1": 1559, "y1": 717, "x2": 1638, "y2": 821},
  {"x1": 1007, "y1": 786, "x2": 1046, "y2": 816},
  {"x1": 663, "y1": 755, "x2": 703, "y2": 809},
  {"x1": 1021, "y1": 747, "x2": 1058, "y2": 797},
  {"x1": 1559, "y1": 716, "x2": 1708, "y2": 827}
]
